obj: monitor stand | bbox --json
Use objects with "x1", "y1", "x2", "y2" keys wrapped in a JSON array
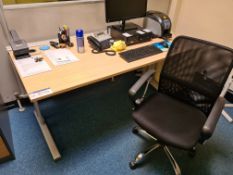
[{"x1": 112, "y1": 21, "x2": 140, "y2": 32}]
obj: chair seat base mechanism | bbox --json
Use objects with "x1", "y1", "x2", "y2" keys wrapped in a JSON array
[{"x1": 132, "y1": 126, "x2": 157, "y2": 141}]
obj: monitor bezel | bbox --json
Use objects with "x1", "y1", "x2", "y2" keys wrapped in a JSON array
[{"x1": 105, "y1": 0, "x2": 148, "y2": 23}]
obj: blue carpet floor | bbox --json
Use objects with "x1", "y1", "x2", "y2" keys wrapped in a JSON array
[{"x1": 0, "y1": 73, "x2": 233, "y2": 175}]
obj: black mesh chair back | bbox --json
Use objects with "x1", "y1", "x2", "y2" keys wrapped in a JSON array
[{"x1": 159, "y1": 36, "x2": 233, "y2": 115}]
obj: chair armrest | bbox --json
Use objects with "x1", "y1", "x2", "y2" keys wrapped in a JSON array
[
  {"x1": 201, "y1": 97, "x2": 225, "y2": 140},
  {"x1": 129, "y1": 69, "x2": 155, "y2": 96}
]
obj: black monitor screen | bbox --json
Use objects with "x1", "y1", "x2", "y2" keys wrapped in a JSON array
[{"x1": 105, "y1": 0, "x2": 148, "y2": 23}]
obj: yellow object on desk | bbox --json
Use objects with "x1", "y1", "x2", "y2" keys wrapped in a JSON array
[{"x1": 111, "y1": 40, "x2": 127, "y2": 52}]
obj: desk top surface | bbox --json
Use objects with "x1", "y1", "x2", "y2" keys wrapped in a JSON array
[{"x1": 8, "y1": 36, "x2": 167, "y2": 102}]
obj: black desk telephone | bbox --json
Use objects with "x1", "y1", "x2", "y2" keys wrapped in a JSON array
[
  {"x1": 87, "y1": 32, "x2": 116, "y2": 56},
  {"x1": 87, "y1": 36, "x2": 107, "y2": 51}
]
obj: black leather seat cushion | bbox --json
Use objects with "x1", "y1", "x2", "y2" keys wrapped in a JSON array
[{"x1": 133, "y1": 93, "x2": 207, "y2": 150}]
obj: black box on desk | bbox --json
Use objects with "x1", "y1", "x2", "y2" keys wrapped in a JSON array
[{"x1": 110, "y1": 26, "x2": 153, "y2": 46}]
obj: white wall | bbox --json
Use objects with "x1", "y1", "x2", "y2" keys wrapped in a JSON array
[
  {"x1": 0, "y1": 0, "x2": 171, "y2": 102},
  {"x1": 5, "y1": 1, "x2": 106, "y2": 42},
  {"x1": 172, "y1": 0, "x2": 233, "y2": 48},
  {"x1": 0, "y1": 24, "x2": 19, "y2": 102}
]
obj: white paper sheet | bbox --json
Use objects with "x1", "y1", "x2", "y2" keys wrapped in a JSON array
[
  {"x1": 14, "y1": 57, "x2": 51, "y2": 78},
  {"x1": 45, "y1": 49, "x2": 79, "y2": 66}
]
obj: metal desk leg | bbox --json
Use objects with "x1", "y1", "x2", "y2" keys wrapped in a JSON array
[
  {"x1": 33, "y1": 102, "x2": 61, "y2": 161},
  {"x1": 222, "y1": 104, "x2": 233, "y2": 123},
  {"x1": 219, "y1": 69, "x2": 233, "y2": 123},
  {"x1": 222, "y1": 110, "x2": 233, "y2": 123},
  {"x1": 14, "y1": 92, "x2": 26, "y2": 112}
]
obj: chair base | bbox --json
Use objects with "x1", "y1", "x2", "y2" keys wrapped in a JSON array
[
  {"x1": 129, "y1": 143, "x2": 161, "y2": 169},
  {"x1": 222, "y1": 104, "x2": 233, "y2": 123},
  {"x1": 130, "y1": 126, "x2": 181, "y2": 175}
]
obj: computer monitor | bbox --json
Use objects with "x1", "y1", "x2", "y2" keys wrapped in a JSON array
[{"x1": 105, "y1": 0, "x2": 148, "y2": 32}]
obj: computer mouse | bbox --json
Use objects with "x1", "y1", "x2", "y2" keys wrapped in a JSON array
[{"x1": 162, "y1": 41, "x2": 169, "y2": 48}]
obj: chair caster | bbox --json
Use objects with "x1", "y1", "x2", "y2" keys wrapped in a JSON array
[
  {"x1": 132, "y1": 126, "x2": 139, "y2": 134},
  {"x1": 129, "y1": 161, "x2": 137, "y2": 170}
]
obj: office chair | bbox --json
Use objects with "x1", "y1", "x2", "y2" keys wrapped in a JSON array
[{"x1": 128, "y1": 36, "x2": 233, "y2": 175}]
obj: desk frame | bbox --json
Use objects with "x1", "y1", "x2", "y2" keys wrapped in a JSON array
[
  {"x1": 33, "y1": 101, "x2": 61, "y2": 160},
  {"x1": 8, "y1": 37, "x2": 166, "y2": 160}
]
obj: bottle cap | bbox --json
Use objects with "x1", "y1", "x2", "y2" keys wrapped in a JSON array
[{"x1": 76, "y1": 29, "x2": 84, "y2": 37}]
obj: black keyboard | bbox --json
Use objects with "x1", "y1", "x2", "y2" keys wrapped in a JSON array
[{"x1": 119, "y1": 45, "x2": 163, "y2": 62}]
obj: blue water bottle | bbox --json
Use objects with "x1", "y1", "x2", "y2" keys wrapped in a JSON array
[{"x1": 76, "y1": 29, "x2": 85, "y2": 53}]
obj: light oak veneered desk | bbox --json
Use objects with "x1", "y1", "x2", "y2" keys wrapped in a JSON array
[{"x1": 8, "y1": 36, "x2": 167, "y2": 160}]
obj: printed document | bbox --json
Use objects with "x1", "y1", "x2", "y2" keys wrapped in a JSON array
[
  {"x1": 14, "y1": 57, "x2": 51, "y2": 78},
  {"x1": 45, "y1": 49, "x2": 79, "y2": 66}
]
